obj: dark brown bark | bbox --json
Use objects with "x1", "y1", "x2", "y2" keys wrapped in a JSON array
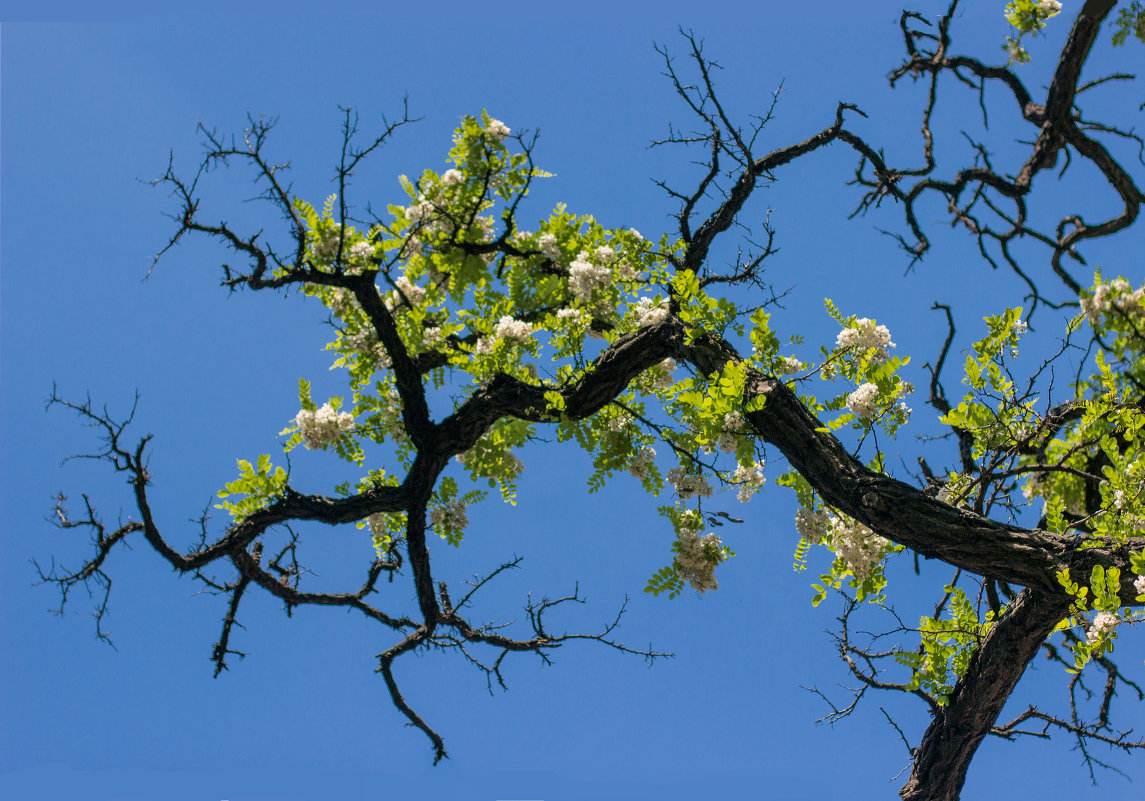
[
  {"x1": 898, "y1": 590, "x2": 1071, "y2": 801},
  {"x1": 681, "y1": 329, "x2": 1145, "y2": 604}
]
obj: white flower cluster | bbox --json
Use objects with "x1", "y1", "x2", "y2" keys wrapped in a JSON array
[
  {"x1": 793, "y1": 506, "x2": 890, "y2": 581},
  {"x1": 327, "y1": 288, "x2": 357, "y2": 318},
  {"x1": 441, "y1": 168, "x2": 464, "y2": 186},
  {"x1": 1086, "y1": 611, "x2": 1119, "y2": 645},
  {"x1": 633, "y1": 357, "x2": 677, "y2": 394},
  {"x1": 1039, "y1": 0, "x2": 1062, "y2": 13},
  {"x1": 405, "y1": 200, "x2": 435, "y2": 226},
  {"x1": 674, "y1": 526, "x2": 725, "y2": 593},
  {"x1": 711, "y1": 410, "x2": 744, "y2": 454},
  {"x1": 309, "y1": 224, "x2": 345, "y2": 263},
  {"x1": 385, "y1": 275, "x2": 427, "y2": 311},
  {"x1": 634, "y1": 296, "x2": 668, "y2": 327},
  {"x1": 1080, "y1": 277, "x2": 1145, "y2": 326},
  {"x1": 628, "y1": 446, "x2": 657, "y2": 480},
  {"x1": 730, "y1": 462, "x2": 766, "y2": 503},
  {"x1": 831, "y1": 517, "x2": 891, "y2": 581},
  {"x1": 494, "y1": 315, "x2": 534, "y2": 345},
  {"x1": 556, "y1": 307, "x2": 591, "y2": 330},
  {"x1": 568, "y1": 252, "x2": 612, "y2": 301},
  {"x1": 430, "y1": 500, "x2": 469, "y2": 533},
  {"x1": 776, "y1": 355, "x2": 805, "y2": 375},
  {"x1": 606, "y1": 412, "x2": 634, "y2": 434},
  {"x1": 937, "y1": 480, "x2": 967, "y2": 508},
  {"x1": 423, "y1": 326, "x2": 445, "y2": 347},
  {"x1": 1134, "y1": 574, "x2": 1145, "y2": 597},
  {"x1": 369, "y1": 388, "x2": 408, "y2": 446},
  {"x1": 667, "y1": 467, "x2": 713, "y2": 500},
  {"x1": 846, "y1": 382, "x2": 880, "y2": 421},
  {"x1": 486, "y1": 119, "x2": 511, "y2": 142},
  {"x1": 539, "y1": 232, "x2": 562, "y2": 261},
  {"x1": 895, "y1": 381, "x2": 914, "y2": 421},
  {"x1": 795, "y1": 507, "x2": 832, "y2": 543},
  {"x1": 344, "y1": 239, "x2": 372, "y2": 266},
  {"x1": 836, "y1": 318, "x2": 896, "y2": 363},
  {"x1": 456, "y1": 442, "x2": 525, "y2": 484},
  {"x1": 343, "y1": 324, "x2": 391, "y2": 368},
  {"x1": 294, "y1": 403, "x2": 355, "y2": 449}
]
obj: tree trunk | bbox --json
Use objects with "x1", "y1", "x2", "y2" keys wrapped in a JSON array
[{"x1": 898, "y1": 590, "x2": 1070, "y2": 801}]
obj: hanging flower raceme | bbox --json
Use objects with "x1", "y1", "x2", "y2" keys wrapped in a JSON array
[
  {"x1": 667, "y1": 467, "x2": 713, "y2": 500},
  {"x1": 674, "y1": 525, "x2": 727, "y2": 593},
  {"x1": 836, "y1": 318, "x2": 896, "y2": 363},
  {"x1": 294, "y1": 403, "x2": 355, "y2": 449},
  {"x1": 628, "y1": 446, "x2": 657, "y2": 480},
  {"x1": 568, "y1": 252, "x2": 612, "y2": 301},
  {"x1": 493, "y1": 315, "x2": 534, "y2": 345},
  {"x1": 1080, "y1": 277, "x2": 1145, "y2": 326},
  {"x1": 1086, "y1": 611, "x2": 1119, "y2": 645},
  {"x1": 430, "y1": 500, "x2": 469, "y2": 533},
  {"x1": 794, "y1": 505, "x2": 891, "y2": 582},
  {"x1": 846, "y1": 382, "x2": 880, "y2": 421},
  {"x1": 730, "y1": 462, "x2": 766, "y2": 502}
]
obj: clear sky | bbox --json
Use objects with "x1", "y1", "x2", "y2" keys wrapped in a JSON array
[{"x1": 3, "y1": 2, "x2": 1143, "y2": 800}]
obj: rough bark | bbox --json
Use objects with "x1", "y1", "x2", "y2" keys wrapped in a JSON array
[{"x1": 898, "y1": 591, "x2": 1071, "y2": 801}]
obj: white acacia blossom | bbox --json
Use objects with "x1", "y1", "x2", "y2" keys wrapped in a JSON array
[
  {"x1": 1134, "y1": 574, "x2": 1145, "y2": 596},
  {"x1": 777, "y1": 355, "x2": 805, "y2": 375},
  {"x1": 386, "y1": 275, "x2": 426, "y2": 310},
  {"x1": 486, "y1": 119, "x2": 511, "y2": 142},
  {"x1": 674, "y1": 526, "x2": 726, "y2": 593},
  {"x1": 628, "y1": 446, "x2": 657, "y2": 480},
  {"x1": 343, "y1": 324, "x2": 392, "y2": 368},
  {"x1": 345, "y1": 240, "x2": 375, "y2": 270},
  {"x1": 667, "y1": 467, "x2": 713, "y2": 500},
  {"x1": 568, "y1": 252, "x2": 612, "y2": 301},
  {"x1": 494, "y1": 316, "x2": 534, "y2": 344},
  {"x1": 327, "y1": 288, "x2": 357, "y2": 318},
  {"x1": 1038, "y1": 0, "x2": 1062, "y2": 13},
  {"x1": 731, "y1": 462, "x2": 766, "y2": 502},
  {"x1": 836, "y1": 318, "x2": 896, "y2": 363},
  {"x1": 634, "y1": 296, "x2": 668, "y2": 327},
  {"x1": 366, "y1": 512, "x2": 397, "y2": 543},
  {"x1": 795, "y1": 507, "x2": 832, "y2": 543},
  {"x1": 830, "y1": 517, "x2": 890, "y2": 582},
  {"x1": 539, "y1": 232, "x2": 562, "y2": 261},
  {"x1": 441, "y1": 168, "x2": 463, "y2": 186},
  {"x1": 846, "y1": 382, "x2": 880, "y2": 421},
  {"x1": 1080, "y1": 277, "x2": 1145, "y2": 325},
  {"x1": 1086, "y1": 611, "x2": 1119, "y2": 645},
  {"x1": 294, "y1": 403, "x2": 355, "y2": 449},
  {"x1": 794, "y1": 506, "x2": 890, "y2": 581},
  {"x1": 430, "y1": 500, "x2": 469, "y2": 533},
  {"x1": 309, "y1": 224, "x2": 345, "y2": 262},
  {"x1": 710, "y1": 410, "x2": 743, "y2": 454},
  {"x1": 555, "y1": 307, "x2": 590, "y2": 331}
]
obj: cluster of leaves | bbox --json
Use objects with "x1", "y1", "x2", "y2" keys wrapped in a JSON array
[
  {"x1": 896, "y1": 585, "x2": 996, "y2": 704},
  {"x1": 215, "y1": 454, "x2": 288, "y2": 522},
  {"x1": 1003, "y1": 0, "x2": 1065, "y2": 64},
  {"x1": 934, "y1": 280, "x2": 1145, "y2": 672}
]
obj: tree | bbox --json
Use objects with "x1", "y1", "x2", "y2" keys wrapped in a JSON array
[{"x1": 34, "y1": 2, "x2": 1145, "y2": 799}]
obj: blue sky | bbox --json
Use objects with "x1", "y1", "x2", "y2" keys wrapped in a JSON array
[{"x1": 3, "y1": 2, "x2": 1143, "y2": 800}]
